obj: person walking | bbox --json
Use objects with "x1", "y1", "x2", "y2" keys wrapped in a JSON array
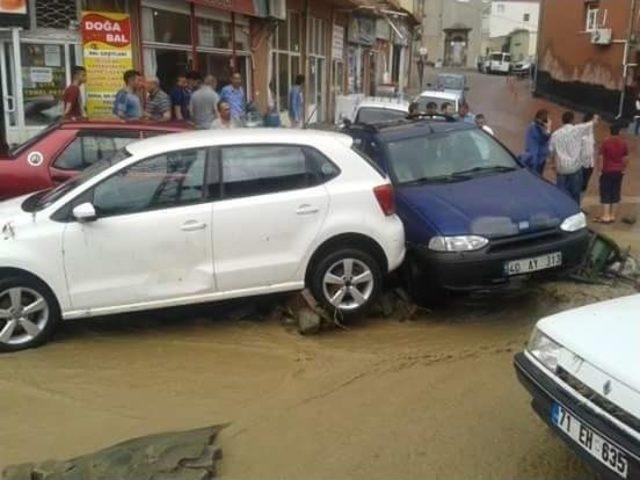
[
  {"x1": 62, "y1": 66, "x2": 86, "y2": 120},
  {"x1": 579, "y1": 112, "x2": 596, "y2": 194},
  {"x1": 595, "y1": 122, "x2": 629, "y2": 224},
  {"x1": 549, "y1": 111, "x2": 599, "y2": 204},
  {"x1": 113, "y1": 69, "x2": 143, "y2": 121},
  {"x1": 475, "y1": 114, "x2": 494, "y2": 135},
  {"x1": 211, "y1": 101, "x2": 240, "y2": 129},
  {"x1": 521, "y1": 109, "x2": 552, "y2": 175},
  {"x1": 170, "y1": 73, "x2": 191, "y2": 121},
  {"x1": 190, "y1": 73, "x2": 220, "y2": 129},
  {"x1": 144, "y1": 77, "x2": 171, "y2": 121},
  {"x1": 288, "y1": 74, "x2": 305, "y2": 128},
  {"x1": 220, "y1": 72, "x2": 246, "y2": 121}
]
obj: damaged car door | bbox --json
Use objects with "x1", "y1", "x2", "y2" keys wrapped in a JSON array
[{"x1": 60, "y1": 148, "x2": 215, "y2": 312}]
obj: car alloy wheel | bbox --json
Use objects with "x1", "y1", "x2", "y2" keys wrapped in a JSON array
[
  {"x1": 322, "y1": 258, "x2": 375, "y2": 311},
  {"x1": 0, "y1": 287, "x2": 50, "y2": 348}
]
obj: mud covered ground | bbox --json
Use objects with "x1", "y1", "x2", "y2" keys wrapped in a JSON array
[
  {"x1": 1, "y1": 72, "x2": 639, "y2": 479},
  {"x1": 0, "y1": 280, "x2": 636, "y2": 479}
]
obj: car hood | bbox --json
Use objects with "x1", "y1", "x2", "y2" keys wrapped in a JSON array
[
  {"x1": 538, "y1": 294, "x2": 640, "y2": 393},
  {"x1": 396, "y1": 169, "x2": 578, "y2": 238}
]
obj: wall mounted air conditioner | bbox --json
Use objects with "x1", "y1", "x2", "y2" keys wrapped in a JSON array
[
  {"x1": 268, "y1": 0, "x2": 286, "y2": 20},
  {"x1": 591, "y1": 28, "x2": 612, "y2": 45}
]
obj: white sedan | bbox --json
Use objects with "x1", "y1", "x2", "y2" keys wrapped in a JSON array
[
  {"x1": 515, "y1": 295, "x2": 640, "y2": 480},
  {"x1": 0, "y1": 129, "x2": 405, "y2": 351}
]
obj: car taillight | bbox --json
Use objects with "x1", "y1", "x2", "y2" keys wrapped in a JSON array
[{"x1": 373, "y1": 184, "x2": 396, "y2": 216}]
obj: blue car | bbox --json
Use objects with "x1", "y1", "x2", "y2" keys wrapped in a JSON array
[{"x1": 344, "y1": 118, "x2": 589, "y2": 299}]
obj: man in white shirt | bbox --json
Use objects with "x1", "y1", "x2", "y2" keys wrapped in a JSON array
[
  {"x1": 579, "y1": 112, "x2": 596, "y2": 193},
  {"x1": 549, "y1": 111, "x2": 599, "y2": 204}
]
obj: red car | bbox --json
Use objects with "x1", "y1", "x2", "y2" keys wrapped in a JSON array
[{"x1": 0, "y1": 120, "x2": 191, "y2": 200}]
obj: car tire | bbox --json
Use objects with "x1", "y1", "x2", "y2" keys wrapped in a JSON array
[
  {"x1": 401, "y1": 256, "x2": 446, "y2": 308},
  {"x1": 0, "y1": 275, "x2": 60, "y2": 353},
  {"x1": 310, "y1": 248, "x2": 383, "y2": 318}
]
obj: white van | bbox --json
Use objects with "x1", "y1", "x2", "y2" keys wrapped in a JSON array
[{"x1": 484, "y1": 52, "x2": 511, "y2": 74}]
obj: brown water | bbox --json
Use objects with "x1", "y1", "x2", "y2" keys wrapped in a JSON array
[{"x1": 1, "y1": 281, "x2": 634, "y2": 479}]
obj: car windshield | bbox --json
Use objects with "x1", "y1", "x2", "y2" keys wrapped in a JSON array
[
  {"x1": 437, "y1": 75, "x2": 464, "y2": 90},
  {"x1": 22, "y1": 147, "x2": 132, "y2": 212},
  {"x1": 356, "y1": 107, "x2": 407, "y2": 124},
  {"x1": 386, "y1": 129, "x2": 519, "y2": 185}
]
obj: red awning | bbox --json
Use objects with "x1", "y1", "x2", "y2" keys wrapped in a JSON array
[{"x1": 187, "y1": 0, "x2": 258, "y2": 16}]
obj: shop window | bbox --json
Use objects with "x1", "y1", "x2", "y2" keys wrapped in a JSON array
[
  {"x1": 35, "y1": 0, "x2": 77, "y2": 29},
  {"x1": 20, "y1": 44, "x2": 66, "y2": 127},
  {"x1": 142, "y1": 8, "x2": 191, "y2": 45},
  {"x1": 198, "y1": 18, "x2": 232, "y2": 49},
  {"x1": 234, "y1": 24, "x2": 250, "y2": 51}
]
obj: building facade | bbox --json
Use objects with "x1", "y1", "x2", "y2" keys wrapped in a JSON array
[
  {"x1": 536, "y1": 0, "x2": 640, "y2": 119},
  {"x1": 422, "y1": 0, "x2": 490, "y2": 69},
  {"x1": 0, "y1": 0, "x2": 420, "y2": 144},
  {"x1": 486, "y1": 0, "x2": 539, "y2": 60}
]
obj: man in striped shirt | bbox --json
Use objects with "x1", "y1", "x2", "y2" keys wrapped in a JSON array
[
  {"x1": 549, "y1": 111, "x2": 599, "y2": 204},
  {"x1": 144, "y1": 77, "x2": 171, "y2": 121}
]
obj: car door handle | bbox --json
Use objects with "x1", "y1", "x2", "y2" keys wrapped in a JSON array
[
  {"x1": 296, "y1": 205, "x2": 319, "y2": 215},
  {"x1": 180, "y1": 220, "x2": 207, "y2": 232}
]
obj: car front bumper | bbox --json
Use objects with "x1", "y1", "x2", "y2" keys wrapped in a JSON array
[
  {"x1": 410, "y1": 228, "x2": 589, "y2": 291},
  {"x1": 514, "y1": 353, "x2": 640, "y2": 480}
]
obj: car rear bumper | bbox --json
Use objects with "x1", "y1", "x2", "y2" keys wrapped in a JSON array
[
  {"x1": 410, "y1": 228, "x2": 589, "y2": 291},
  {"x1": 514, "y1": 353, "x2": 640, "y2": 480}
]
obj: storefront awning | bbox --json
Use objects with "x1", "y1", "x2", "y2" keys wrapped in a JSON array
[{"x1": 186, "y1": 0, "x2": 261, "y2": 17}]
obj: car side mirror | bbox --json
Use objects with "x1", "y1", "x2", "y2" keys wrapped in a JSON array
[
  {"x1": 73, "y1": 202, "x2": 97, "y2": 223},
  {"x1": 342, "y1": 118, "x2": 352, "y2": 128}
]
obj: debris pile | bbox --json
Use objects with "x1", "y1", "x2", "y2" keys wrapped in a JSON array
[{"x1": 2, "y1": 426, "x2": 224, "y2": 480}]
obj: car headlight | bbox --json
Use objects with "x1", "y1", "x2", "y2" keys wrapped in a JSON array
[
  {"x1": 528, "y1": 328, "x2": 563, "y2": 372},
  {"x1": 428, "y1": 235, "x2": 489, "y2": 252},
  {"x1": 560, "y1": 212, "x2": 587, "y2": 232}
]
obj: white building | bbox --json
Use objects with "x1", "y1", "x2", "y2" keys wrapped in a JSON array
[{"x1": 487, "y1": 0, "x2": 539, "y2": 60}]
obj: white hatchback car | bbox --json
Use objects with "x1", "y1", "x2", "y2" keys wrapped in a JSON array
[
  {"x1": 515, "y1": 295, "x2": 640, "y2": 480},
  {"x1": 0, "y1": 129, "x2": 405, "y2": 351}
]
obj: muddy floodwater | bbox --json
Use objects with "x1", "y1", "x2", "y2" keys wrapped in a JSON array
[{"x1": 1, "y1": 281, "x2": 635, "y2": 479}]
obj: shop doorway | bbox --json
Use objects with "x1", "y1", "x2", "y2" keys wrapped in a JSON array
[{"x1": 154, "y1": 50, "x2": 190, "y2": 93}]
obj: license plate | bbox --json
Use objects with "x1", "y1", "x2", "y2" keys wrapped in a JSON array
[
  {"x1": 504, "y1": 252, "x2": 562, "y2": 276},
  {"x1": 551, "y1": 403, "x2": 629, "y2": 478}
]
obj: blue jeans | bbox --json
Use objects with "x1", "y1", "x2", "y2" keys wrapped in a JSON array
[{"x1": 556, "y1": 170, "x2": 583, "y2": 204}]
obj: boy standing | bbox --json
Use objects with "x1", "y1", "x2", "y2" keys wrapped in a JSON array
[
  {"x1": 62, "y1": 66, "x2": 86, "y2": 119},
  {"x1": 596, "y1": 123, "x2": 629, "y2": 224}
]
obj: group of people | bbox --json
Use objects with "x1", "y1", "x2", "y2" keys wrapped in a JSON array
[
  {"x1": 522, "y1": 109, "x2": 629, "y2": 223},
  {"x1": 62, "y1": 66, "x2": 249, "y2": 130},
  {"x1": 408, "y1": 100, "x2": 495, "y2": 136},
  {"x1": 62, "y1": 65, "x2": 309, "y2": 130}
]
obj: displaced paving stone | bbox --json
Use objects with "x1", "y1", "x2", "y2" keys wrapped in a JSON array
[{"x1": 2, "y1": 426, "x2": 224, "y2": 480}]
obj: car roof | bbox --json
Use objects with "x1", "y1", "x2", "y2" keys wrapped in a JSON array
[
  {"x1": 125, "y1": 128, "x2": 354, "y2": 157},
  {"x1": 58, "y1": 119, "x2": 191, "y2": 132},
  {"x1": 418, "y1": 90, "x2": 461, "y2": 101},
  {"x1": 348, "y1": 117, "x2": 475, "y2": 140},
  {"x1": 357, "y1": 100, "x2": 409, "y2": 112}
]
